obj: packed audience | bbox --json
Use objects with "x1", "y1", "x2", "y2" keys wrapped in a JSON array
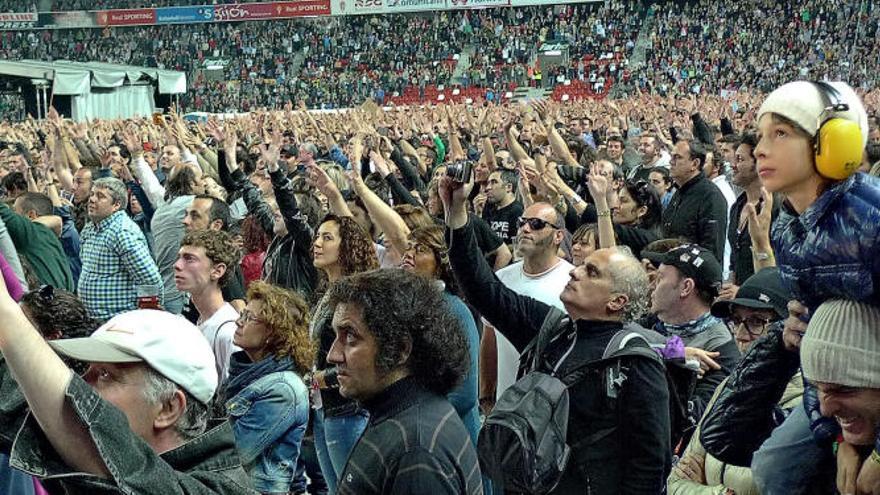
[{"x1": 0, "y1": 73, "x2": 879, "y2": 494}]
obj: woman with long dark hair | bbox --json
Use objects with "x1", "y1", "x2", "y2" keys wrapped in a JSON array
[{"x1": 308, "y1": 214, "x2": 378, "y2": 493}]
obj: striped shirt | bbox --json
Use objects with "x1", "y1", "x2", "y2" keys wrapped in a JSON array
[
  {"x1": 337, "y1": 377, "x2": 483, "y2": 495},
  {"x1": 78, "y1": 210, "x2": 162, "y2": 321}
]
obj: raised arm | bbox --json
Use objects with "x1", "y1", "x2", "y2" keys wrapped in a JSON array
[{"x1": 442, "y1": 176, "x2": 551, "y2": 352}]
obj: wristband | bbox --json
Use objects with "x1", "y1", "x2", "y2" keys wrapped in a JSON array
[
  {"x1": 871, "y1": 449, "x2": 880, "y2": 466},
  {"x1": 596, "y1": 209, "x2": 612, "y2": 217}
]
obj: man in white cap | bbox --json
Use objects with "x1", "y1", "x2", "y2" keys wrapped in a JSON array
[
  {"x1": 0, "y1": 274, "x2": 253, "y2": 493},
  {"x1": 801, "y1": 299, "x2": 880, "y2": 495}
]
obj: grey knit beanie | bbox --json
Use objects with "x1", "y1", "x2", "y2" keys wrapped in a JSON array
[{"x1": 801, "y1": 300, "x2": 880, "y2": 389}]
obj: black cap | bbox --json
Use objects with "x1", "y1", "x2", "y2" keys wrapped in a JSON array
[
  {"x1": 651, "y1": 244, "x2": 723, "y2": 297},
  {"x1": 711, "y1": 267, "x2": 790, "y2": 320}
]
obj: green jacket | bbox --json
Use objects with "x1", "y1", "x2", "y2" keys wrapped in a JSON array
[{"x1": 0, "y1": 202, "x2": 74, "y2": 291}]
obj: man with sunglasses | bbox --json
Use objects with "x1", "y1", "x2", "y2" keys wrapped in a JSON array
[{"x1": 480, "y1": 202, "x2": 573, "y2": 412}]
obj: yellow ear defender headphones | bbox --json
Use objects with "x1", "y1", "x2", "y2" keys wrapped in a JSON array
[{"x1": 812, "y1": 81, "x2": 863, "y2": 180}]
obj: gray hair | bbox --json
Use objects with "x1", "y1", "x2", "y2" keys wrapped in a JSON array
[
  {"x1": 92, "y1": 177, "x2": 129, "y2": 211},
  {"x1": 607, "y1": 246, "x2": 649, "y2": 323},
  {"x1": 142, "y1": 366, "x2": 209, "y2": 441},
  {"x1": 301, "y1": 142, "x2": 318, "y2": 157}
]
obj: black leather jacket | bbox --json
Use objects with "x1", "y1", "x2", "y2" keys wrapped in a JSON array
[{"x1": 699, "y1": 325, "x2": 801, "y2": 467}]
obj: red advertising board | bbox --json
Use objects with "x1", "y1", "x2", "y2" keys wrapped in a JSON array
[
  {"x1": 96, "y1": 8, "x2": 156, "y2": 26},
  {"x1": 275, "y1": 0, "x2": 331, "y2": 17}
]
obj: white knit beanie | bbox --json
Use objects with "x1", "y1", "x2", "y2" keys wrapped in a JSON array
[
  {"x1": 757, "y1": 81, "x2": 869, "y2": 148},
  {"x1": 801, "y1": 299, "x2": 880, "y2": 389}
]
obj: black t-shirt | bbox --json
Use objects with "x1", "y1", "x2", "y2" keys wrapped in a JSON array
[
  {"x1": 182, "y1": 265, "x2": 247, "y2": 324},
  {"x1": 471, "y1": 214, "x2": 504, "y2": 255},
  {"x1": 482, "y1": 200, "x2": 523, "y2": 246}
]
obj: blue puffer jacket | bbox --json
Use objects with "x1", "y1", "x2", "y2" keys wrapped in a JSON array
[
  {"x1": 222, "y1": 352, "x2": 310, "y2": 494},
  {"x1": 772, "y1": 172, "x2": 880, "y2": 312},
  {"x1": 771, "y1": 172, "x2": 880, "y2": 450}
]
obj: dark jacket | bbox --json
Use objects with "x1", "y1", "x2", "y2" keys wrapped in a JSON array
[
  {"x1": 337, "y1": 377, "x2": 482, "y2": 495},
  {"x1": 727, "y1": 192, "x2": 780, "y2": 285},
  {"x1": 232, "y1": 168, "x2": 318, "y2": 296},
  {"x1": 6, "y1": 374, "x2": 254, "y2": 494},
  {"x1": 662, "y1": 173, "x2": 729, "y2": 262},
  {"x1": 448, "y1": 218, "x2": 670, "y2": 494},
  {"x1": 699, "y1": 325, "x2": 801, "y2": 467},
  {"x1": 771, "y1": 172, "x2": 880, "y2": 313}
]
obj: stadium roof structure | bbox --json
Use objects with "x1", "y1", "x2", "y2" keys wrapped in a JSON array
[{"x1": 0, "y1": 59, "x2": 186, "y2": 96}]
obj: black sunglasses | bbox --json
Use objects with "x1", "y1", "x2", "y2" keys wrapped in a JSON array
[{"x1": 518, "y1": 217, "x2": 560, "y2": 231}]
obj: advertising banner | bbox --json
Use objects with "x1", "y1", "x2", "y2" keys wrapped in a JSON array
[
  {"x1": 335, "y1": 0, "x2": 444, "y2": 15},
  {"x1": 0, "y1": 12, "x2": 38, "y2": 29},
  {"x1": 213, "y1": 3, "x2": 277, "y2": 22},
  {"x1": 96, "y1": 8, "x2": 157, "y2": 26},
  {"x1": 156, "y1": 6, "x2": 214, "y2": 24},
  {"x1": 274, "y1": 0, "x2": 332, "y2": 17},
  {"x1": 40, "y1": 10, "x2": 97, "y2": 28},
  {"x1": 448, "y1": 0, "x2": 510, "y2": 9}
]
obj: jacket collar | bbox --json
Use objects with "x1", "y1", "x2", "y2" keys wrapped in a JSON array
[
  {"x1": 678, "y1": 172, "x2": 706, "y2": 193},
  {"x1": 361, "y1": 376, "x2": 427, "y2": 425},
  {"x1": 160, "y1": 421, "x2": 243, "y2": 473},
  {"x1": 781, "y1": 175, "x2": 854, "y2": 232}
]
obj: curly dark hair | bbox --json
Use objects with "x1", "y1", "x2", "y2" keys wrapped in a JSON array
[
  {"x1": 180, "y1": 230, "x2": 241, "y2": 287},
  {"x1": 247, "y1": 281, "x2": 315, "y2": 375},
  {"x1": 20, "y1": 286, "x2": 98, "y2": 340},
  {"x1": 326, "y1": 268, "x2": 469, "y2": 396},
  {"x1": 315, "y1": 214, "x2": 379, "y2": 278}
]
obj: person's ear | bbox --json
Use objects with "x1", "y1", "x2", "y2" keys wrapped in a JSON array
[
  {"x1": 680, "y1": 277, "x2": 696, "y2": 298},
  {"x1": 153, "y1": 389, "x2": 186, "y2": 430},
  {"x1": 211, "y1": 262, "x2": 227, "y2": 282},
  {"x1": 553, "y1": 228, "x2": 564, "y2": 246},
  {"x1": 636, "y1": 205, "x2": 648, "y2": 220},
  {"x1": 606, "y1": 293, "x2": 629, "y2": 315},
  {"x1": 209, "y1": 219, "x2": 224, "y2": 231}
]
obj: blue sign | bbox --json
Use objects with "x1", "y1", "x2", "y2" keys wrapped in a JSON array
[{"x1": 156, "y1": 6, "x2": 214, "y2": 24}]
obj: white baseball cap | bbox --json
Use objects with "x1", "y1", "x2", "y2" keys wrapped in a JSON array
[{"x1": 50, "y1": 309, "x2": 218, "y2": 405}]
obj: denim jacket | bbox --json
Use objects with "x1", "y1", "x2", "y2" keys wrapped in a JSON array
[
  {"x1": 223, "y1": 353, "x2": 310, "y2": 494},
  {"x1": 7, "y1": 373, "x2": 254, "y2": 494}
]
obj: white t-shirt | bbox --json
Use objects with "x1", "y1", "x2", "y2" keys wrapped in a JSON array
[
  {"x1": 199, "y1": 302, "x2": 241, "y2": 383},
  {"x1": 489, "y1": 258, "x2": 573, "y2": 398},
  {"x1": 712, "y1": 175, "x2": 737, "y2": 281}
]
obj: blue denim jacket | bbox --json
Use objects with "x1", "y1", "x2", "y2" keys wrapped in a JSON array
[
  {"x1": 225, "y1": 358, "x2": 309, "y2": 494},
  {"x1": 8, "y1": 374, "x2": 253, "y2": 494}
]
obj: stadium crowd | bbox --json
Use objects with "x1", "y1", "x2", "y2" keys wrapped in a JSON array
[
  {"x1": 1, "y1": 1, "x2": 880, "y2": 495},
  {"x1": 1, "y1": 0, "x2": 878, "y2": 114},
  {"x1": 0, "y1": 71, "x2": 879, "y2": 493}
]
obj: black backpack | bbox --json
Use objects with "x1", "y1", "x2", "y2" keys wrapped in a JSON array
[{"x1": 477, "y1": 308, "x2": 667, "y2": 494}]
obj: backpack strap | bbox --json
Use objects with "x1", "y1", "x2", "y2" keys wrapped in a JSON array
[{"x1": 521, "y1": 306, "x2": 571, "y2": 371}]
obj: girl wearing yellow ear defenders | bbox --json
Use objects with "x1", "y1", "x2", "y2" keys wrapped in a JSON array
[{"x1": 725, "y1": 80, "x2": 880, "y2": 495}]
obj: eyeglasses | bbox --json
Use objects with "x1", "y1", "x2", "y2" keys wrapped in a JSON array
[
  {"x1": 518, "y1": 217, "x2": 560, "y2": 231},
  {"x1": 729, "y1": 316, "x2": 772, "y2": 337},
  {"x1": 237, "y1": 310, "x2": 264, "y2": 325}
]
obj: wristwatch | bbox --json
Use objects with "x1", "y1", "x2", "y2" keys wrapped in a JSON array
[{"x1": 754, "y1": 251, "x2": 771, "y2": 261}]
